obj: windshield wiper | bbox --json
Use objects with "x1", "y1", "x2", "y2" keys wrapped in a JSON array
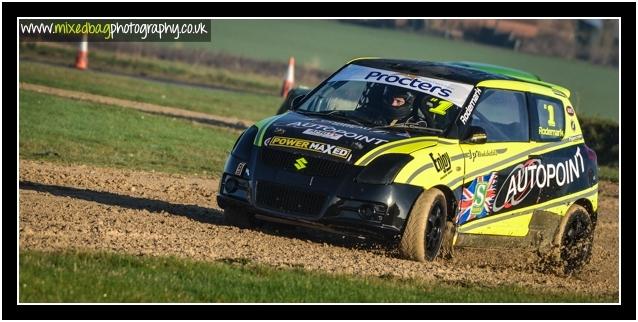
[
  {"x1": 296, "y1": 110, "x2": 366, "y2": 126},
  {"x1": 373, "y1": 123, "x2": 443, "y2": 135}
]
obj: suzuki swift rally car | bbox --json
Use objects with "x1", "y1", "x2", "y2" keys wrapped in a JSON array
[{"x1": 217, "y1": 59, "x2": 598, "y2": 273}]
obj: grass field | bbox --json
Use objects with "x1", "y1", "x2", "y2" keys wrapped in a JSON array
[
  {"x1": 21, "y1": 27, "x2": 619, "y2": 122},
  {"x1": 19, "y1": 250, "x2": 614, "y2": 303},
  {"x1": 20, "y1": 42, "x2": 283, "y2": 96},
  {"x1": 20, "y1": 61, "x2": 280, "y2": 122},
  {"x1": 19, "y1": 90, "x2": 237, "y2": 176},
  {"x1": 599, "y1": 165, "x2": 619, "y2": 182},
  {"x1": 185, "y1": 20, "x2": 619, "y2": 121}
]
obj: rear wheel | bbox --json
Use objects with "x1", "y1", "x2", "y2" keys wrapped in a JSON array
[
  {"x1": 399, "y1": 188, "x2": 448, "y2": 262},
  {"x1": 223, "y1": 206, "x2": 255, "y2": 228},
  {"x1": 553, "y1": 204, "x2": 594, "y2": 274}
]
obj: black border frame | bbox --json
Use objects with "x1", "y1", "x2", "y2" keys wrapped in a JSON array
[{"x1": 4, "y1": 2, "x2": 635, "y2": 320}]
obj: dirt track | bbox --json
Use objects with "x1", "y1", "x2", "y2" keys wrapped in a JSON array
[{"x1": 18, "y1": 160, "x2": 619, "y2": 298}]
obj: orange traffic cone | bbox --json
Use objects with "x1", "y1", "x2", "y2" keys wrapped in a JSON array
[
  {"x1": 280, "y1": 56, "x2": 295, "y2": 97},
  {"x1": 75, "y1": 34, "x2": 88, "y2": 70}
]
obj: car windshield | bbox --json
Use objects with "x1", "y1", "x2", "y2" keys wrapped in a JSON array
[{"x1": 297, "y1": 64, "x2": 474, "y2": 134}]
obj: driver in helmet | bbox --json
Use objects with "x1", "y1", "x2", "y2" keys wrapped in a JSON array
[
  {"x1": 379, "y1": 86, "x2": 416, "y2": 125},
  {"x1": 351, "y1": 86, "x2": 418, "y2": 126}
]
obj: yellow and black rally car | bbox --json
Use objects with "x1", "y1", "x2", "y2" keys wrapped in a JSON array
[{"x1": 217, "y1": 59, "x2": 598, "y2": 273}]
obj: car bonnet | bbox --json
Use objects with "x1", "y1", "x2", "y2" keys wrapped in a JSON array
[{"x1": 257, "y1": 112, "x2": 440, "y2": 164}]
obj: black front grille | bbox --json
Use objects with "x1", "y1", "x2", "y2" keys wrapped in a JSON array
[
  {"x1": 256, "y1": 181, "x2": 326, "y2": 217},
  {"x1": 260, "y1": 148, "x2": 350, "y2": 177}
]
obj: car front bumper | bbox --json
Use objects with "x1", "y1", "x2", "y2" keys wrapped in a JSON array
[{"x1": 217, "y1": 154, "x2": 423, "y2": 239}]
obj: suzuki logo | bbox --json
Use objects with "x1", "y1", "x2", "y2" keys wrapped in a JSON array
[{"x1": 294, "y1": 157, "x2": 308, "y2": 170}]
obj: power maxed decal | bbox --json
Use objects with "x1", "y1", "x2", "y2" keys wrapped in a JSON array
[{"x1": 266, "y1": 136, "x2": 352, "y2": 159}]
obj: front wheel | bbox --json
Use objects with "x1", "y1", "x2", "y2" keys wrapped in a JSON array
[{"x1": 399, "y1": 188, "x2": 448, "y2": 262}]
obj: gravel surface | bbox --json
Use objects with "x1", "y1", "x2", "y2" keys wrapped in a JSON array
[{"x1": 18, "y1": 160, "x2": 619, "y2": 298}]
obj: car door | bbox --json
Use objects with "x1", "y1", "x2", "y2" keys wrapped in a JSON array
[{"x1": 456, "y1": 88, "x2": 536, "y2": 236}]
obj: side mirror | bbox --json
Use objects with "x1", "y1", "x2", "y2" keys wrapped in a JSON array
[
  {"x1": 289, "y1": 94, "x2": 306, "y2": 110},
  {"x1": 464, "y1": 126, "x2": 487, "y2": 144}
]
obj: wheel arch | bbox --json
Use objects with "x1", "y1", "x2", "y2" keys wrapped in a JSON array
[
  {"x1": 431, "y1": 184, "x2": 457, "y2": 222},
  {"x1": 573, "y1": 198, "x2": 597, "y2": 228}
]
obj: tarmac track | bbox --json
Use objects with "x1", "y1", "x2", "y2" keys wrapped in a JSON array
[{"x1": 18, "y1": 160, "x2": 619, "y2": 298}]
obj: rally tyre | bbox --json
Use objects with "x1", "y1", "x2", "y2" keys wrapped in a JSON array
[
  {"x1": 399, "y1": 188, "x2": 448, "y2": 262},
  {"x1": 554, "y1": 204, "x2": 594, "y2": 275},
  {"x1": 223, "y1": 206, "x2": 255, "y2": 229}
]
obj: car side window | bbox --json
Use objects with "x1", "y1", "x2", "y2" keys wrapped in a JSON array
[
  {"x1": 469, "y1": 89, "x2": 529, "y2": 142},
  {"x1": 529, "y1": 94, "x2": 565, "y2": 142}
]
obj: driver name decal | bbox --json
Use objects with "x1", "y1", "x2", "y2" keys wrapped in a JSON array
[{"x1": 459, "y1": 87, "x2": 482, "y2": 125}]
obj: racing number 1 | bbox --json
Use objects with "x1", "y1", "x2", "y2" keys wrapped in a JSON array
[
  {"x1": 429, "y1": 101, "x2": 454, "y2": 115},
  {"x1": 543, "y1": 104, "x2": 556, "y2": 127}
]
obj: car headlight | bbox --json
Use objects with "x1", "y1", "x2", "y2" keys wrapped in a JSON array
[
  {"x1": 231, "y1": 126, "x2": 258, "y2": 160},
  {"x1": 356, "y1": 154, "x2": 413, "y2": 185}
]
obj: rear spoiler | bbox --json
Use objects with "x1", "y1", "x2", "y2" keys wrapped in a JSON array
[
  {"x1": 510, "y1": 76, "x2": 571, "y2": 98},
  {"x1": 446, "y1": 61, "x2": 571, "y2": 98}
]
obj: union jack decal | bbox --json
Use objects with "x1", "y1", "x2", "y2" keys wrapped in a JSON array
[{"x1": 456, "y1": 172, "x2": 498, "y2": 225}]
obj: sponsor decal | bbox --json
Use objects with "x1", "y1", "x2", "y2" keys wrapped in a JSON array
[
  {"x1": 492, "y1": 147, "x2": 585, "y2": 213},
  {"x1": 269, "y1": 136, "x2": 352, "y2": 159},
  {"x1": 568, "y1": 134, "x2": 582, "y2": 141},
  {"x1": 273, "y1": 127, "x2": 286, "y2": 135},
  {"x1": 234, "y1": 162, "x2": 246, "y2": 176},
  {"x1": 566, "y1": 106, "x2": 575, "y2": 116},
  {"x1": 430, "y1": 152, "x2": 452, "y2": 174},
  {"x1": 329, "y1": 64, "x2": 474, "y2": 107},
  {"x1": 571, "y1": 120, "x2": 576, "y2": 131},
  {"x1": 302, "y1": 128, "x2": 343, "y2": 140},
  {"x1": 294, "y1": 157, "x2": 308, "y2": 170},
  {"x1": 364, "y1": 71, "x2": 452, "y2": 97},
  {"x1": 351, "y1": 141, "x2": 365, "y2": 150},
  {"x1": 459, "y1": 87, "x2": 482, "y2": 125},
  {"x1": 538, "y1": 126, "x2": 564, "y2": 137},
  {"x1": 456, "y1": 172, "x2": 498, "y2": 224},
  {"x1": 286, "y1": 121, "x2": 388, "y2": 145},
  {"x1": 463, "y1": 148, "x2": 507, "y2": 162},
  {"x1": 321, "y1": 119, "x2": 373, "y2": 130}
]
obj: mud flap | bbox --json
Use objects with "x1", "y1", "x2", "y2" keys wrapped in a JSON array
[
  {"x1": 439, "y1": 221, "x2": 456, "y2": 259},
  {"x1": 528, "y1": 210, "x2": 562, "y2": 255}
]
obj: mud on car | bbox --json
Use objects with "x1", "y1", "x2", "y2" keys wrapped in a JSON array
[{"x1": 217, "y1": 59, "x2": 598, "y2": 274}]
